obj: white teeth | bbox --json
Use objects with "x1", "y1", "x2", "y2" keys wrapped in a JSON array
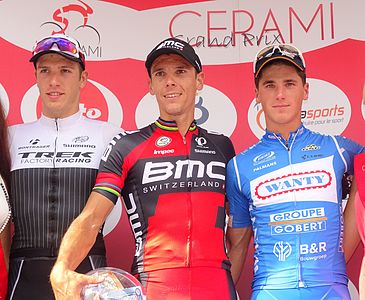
[
  {"x1": 165, "y1": 93, "x2": 180, "y2": 98},
  {"x1": 49, "y1": 92, "x2": 61, "y2": 96}
]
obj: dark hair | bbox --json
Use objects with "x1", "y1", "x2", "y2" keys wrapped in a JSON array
[
  {"x1": 254, "y1": 59, "x2": 306, "y2": 88},
  {"x1": 0, "y1": 102, "x2": 11, "y2": 193}
]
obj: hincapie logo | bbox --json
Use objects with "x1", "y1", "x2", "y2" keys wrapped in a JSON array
[{"x1": 255, "y1": 170, "x2": 332, "y2": 200}]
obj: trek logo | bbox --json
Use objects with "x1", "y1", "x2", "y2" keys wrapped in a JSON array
[
  {"x1": 18, "y1": 151, "x2": 94, "y2": 159},
  {"x1": 302, "y1": 144, "x2": 320, "y2": 151},
  {"x1": 156, "y1": 40, "x2": 184, "y2": 51},
  {"x1": 273, "y1": 241, "x2": 292, "y2": 262},
  {"x1": 255, "y1": 170, "x2": 332, "y2": 200},
  {"x1": 142, "y1": 160, "x2": 225, "y2": 184}
]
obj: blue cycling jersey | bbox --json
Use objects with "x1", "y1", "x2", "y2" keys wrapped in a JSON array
[{"x1": 227, "y1": 125, "x2": 364, "y2": 291}]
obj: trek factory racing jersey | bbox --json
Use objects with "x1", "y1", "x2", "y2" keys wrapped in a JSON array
[
  {"x1": 227, "y1": 125, "x2": 364, "y2": 290},
  {"x1": 9, "y1": 111, "x2": 119, "y2": 255},
  {"x1": 94, "y1": 118, "x2": 235, "y2": 274}
]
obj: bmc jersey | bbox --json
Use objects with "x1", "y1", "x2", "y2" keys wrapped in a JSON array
[
  {"x1": 227, "y1": 125, "x2": 364, "y2": 290},
  {"x1": 9, "y1": 111, "x2": 119, "y2": 255},
  {"x1": 93, "y1": 118, "x2": 235, "y2": 274}
]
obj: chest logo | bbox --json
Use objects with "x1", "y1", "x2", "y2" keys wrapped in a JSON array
[
  {"x1": 255, "y1": 170, "x2": 332, "y2": 200},
  {"x1": 156, "y1": 136, "x2": 171, "y2": 147}
]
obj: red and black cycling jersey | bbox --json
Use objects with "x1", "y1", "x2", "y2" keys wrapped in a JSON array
[{"x1": 94, "y1": 118, "x2": 235, "y2": 274}]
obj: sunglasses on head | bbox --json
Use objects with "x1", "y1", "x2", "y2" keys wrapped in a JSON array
[
  {"x1": 254, "y1": 44, "x2": 305, "y2": 76},
  {"x1": 33, "y1": 36, "x2": 82, "y2": 58}
]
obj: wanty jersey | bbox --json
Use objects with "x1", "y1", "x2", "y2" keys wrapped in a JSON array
[
  {"x1": 93, "y1": 118, "x2": 235, "y2": 274},
  {"x1": 227, "y1": 125, "x2": 364, "y2": 290}
]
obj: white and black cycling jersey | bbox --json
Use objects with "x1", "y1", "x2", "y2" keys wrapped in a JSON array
[{"x1": 9, "y1": 111, "x2": 120, "y2": 256}]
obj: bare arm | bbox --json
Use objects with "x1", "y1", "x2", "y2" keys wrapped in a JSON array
[
  {"x1": 227, "y1": 226, "x2": 252, "y2": 284},
  {"x1": 0, "y1": 222, "x2": 10, "y2": 270},
  {"x1": 343, "y1": 178, "x2": 360, "y2": 262},
  {"x1": 50, "y1": 191, "x2": 114, "y2": 300}
]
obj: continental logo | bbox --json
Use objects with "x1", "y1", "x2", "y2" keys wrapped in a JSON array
[
  {"x1": 255, "y1": 170, "x2": 332, "y2": 200},
  {"x1": 302, "y1": 144, "x2": 320, "y2": 151}
]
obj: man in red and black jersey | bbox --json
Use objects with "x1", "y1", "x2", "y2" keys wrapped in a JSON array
[{"x1": 51, "y1": 38, "x2": 237, "y2": 299}]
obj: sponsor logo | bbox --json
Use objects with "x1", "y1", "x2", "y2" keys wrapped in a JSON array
[
  {"x1": 195, "y1": 137, "x2": 208, "y2": 148},
  {"x1": 153, "y1": 149, "x2": 174, "y2": 155},
  {"x1": 157, "y1": 40, "x2": 184, "y2": 51},
  {"x1": 253, "y1": 151, "x2": 275, "y2": 165},
  {"x1": 302, "y1": 144, "x2": 320, "y2": 151},
  {"x1": 255, "y1": 170, "x2": 332, "y2": 200},
  {"x1": 273, "y1": 241, "x2": 292, "y2": 261},
  {"x1": 253, "y1": 161, "x2": 277, "y2": 172},
  {"x1": 269, "y1": 207, "x2": 327, "y2": 235},
  {"x1": 72, "y1": 136, "x2": 89, "y2": 143},
  {"x1": 142, "y1": 160, "x2": 225, "y2": 184},
  {"x1": 301, "y1": 154, "x2": 323, "y2": 160},
  {"x1": 125, "y1": 193, "x2": 143, "y2": 257},
  {"x1": 194, "y1": 136, "x2": 216, "y2": 155},
  {"x1": 155, "y1": 136, "x2": 171, "y2": 147},
  {"x1": 18, "y1": 151, "x2": 94, "y2": 164},
  {"x1": 30, "y1": 139, "x2": 40, "y2": 145},
  {"x1": 300, "y1": 242, "x2": 327, "y2": 255}
]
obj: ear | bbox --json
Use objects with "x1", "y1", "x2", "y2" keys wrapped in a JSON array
[
  {"x1": 148, "y1": 78, "x2": 155, "y2": 95},
  {"x1": 303, "y1": 82, "x2": 309, "y2": 100},
  {"x1": 80, "y1": 70, "x2": 88, "y2": 88},
  {"x1": 196, "y1": 72, "x2": 204, "y2": 91},
  {"x1": 255, "y1": 87, "x2": 260, "y2": 103}
]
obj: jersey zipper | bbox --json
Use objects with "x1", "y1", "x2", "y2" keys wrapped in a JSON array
[
  {"x1": 53, "y1": 118, "x2": 59, "y2": 168},
  {"x1": 275, "y1": 131, "x2": 306, "y2": 288},
  {"x1": 183, "y1": 132, "x2": 192, "y2": 267}
]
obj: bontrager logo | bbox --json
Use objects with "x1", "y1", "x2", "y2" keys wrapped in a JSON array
[
  {"x1": 273, "y1": 241, "x2": 292, "y2": 261},
  {"x1": 157, "y1": 40, "x2": 184, "y2": 50},
  {"x1": 142, "y1": 160, "x2": 225, "y2": 184},
  {"x1": 255, "y1": 170, "x2": 332, "y2": 200}
]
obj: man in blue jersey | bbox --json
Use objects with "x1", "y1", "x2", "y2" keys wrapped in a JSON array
[{"x1": 226, "y1": 44, "x2": 364, "y2": 299}]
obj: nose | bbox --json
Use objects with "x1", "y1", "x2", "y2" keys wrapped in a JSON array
[
  {"x1": 276, "y1": 85, "x2": 285, "y2": 100},
  {"x1": 165, "y1": 74, "x2": 176, "y2": 87},
  {"x1": 49, "y1": 73, "x2": 60, "y2": 87}
]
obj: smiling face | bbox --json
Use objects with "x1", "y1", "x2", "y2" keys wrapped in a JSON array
[
  {"x1": 255, "y1": 62, "x2": 309, "y2": 137},
  {"x1": 148, "y1": 54, "x2": 204, "y2": 123},
  {"x1": 35, "y1": 53, "x2": 88, "y2": 119}
]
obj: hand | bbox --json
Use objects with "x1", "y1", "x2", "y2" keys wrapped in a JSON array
[{"x1": 50, "y1": 262, "x2": 103, "y2": 300}]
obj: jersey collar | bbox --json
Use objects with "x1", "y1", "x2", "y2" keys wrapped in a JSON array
[
  {"x1": 264, "y1": 123, "x2": 307, "y2": 143},
  {"x1": 40, "y1": 111, "x2": 82, "y2": 129},
  {"x1": 155, "y1": 118, "x2": 197, "y2": 132}
]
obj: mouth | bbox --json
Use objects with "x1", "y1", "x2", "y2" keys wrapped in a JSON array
[
  {"x1": 164, "y1": 93, "x2": 182, "y2": 99},
  {"x1": 46, "y1": 91, "x2": 64, "y2": 98}
]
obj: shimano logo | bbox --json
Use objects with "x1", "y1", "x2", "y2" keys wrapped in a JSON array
[
  {"x1": 142, "y1": 159, "x2": 225, "y2": 184},
  {"x1": 255, "y1": 170, "x2": 332, "y2": 200}
]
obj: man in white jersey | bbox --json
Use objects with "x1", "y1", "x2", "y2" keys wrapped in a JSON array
[{"x1": 7, "y1": 34, "x2": 120, "y2": 300}]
